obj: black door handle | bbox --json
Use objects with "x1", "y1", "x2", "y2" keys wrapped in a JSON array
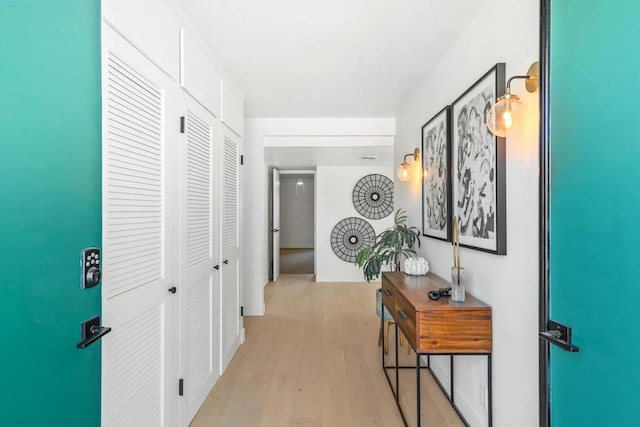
[
  {"x1": 223, "y1": 260, "x2": 228, "y2": 265},
  {"x1": 539, "y1": 320, "x2": 579, "y2": 352},
  {"x1": 214, "y1": 265, "x2": 220, "y2": 270},
  {"x1": 271, "y1": 229, "x2": 279, "y2": 232},
  {"x1": 77, "y1": 316, "x2": 111, "y2": 349},
  {"x1": 168, "y1": 286, "x2": 177, "y2": 294}
]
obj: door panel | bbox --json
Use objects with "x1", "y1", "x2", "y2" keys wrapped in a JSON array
[
  {"x1": 102, "y1": 23, "x2": 178, "y2": 427},
  {"x1": 179, "y1": 93, "x2": 220, "y2": 426},
  {"x1": 221, "y1": 126, "x2": 242, "y2": 371},
  {"x1": 0, "y1": 1, "x2": 102, "y2": 425},
  {"x1": 547, "y1": 0, "x2": 640, "y2": 425},
  {"x1": 273, "y1": 169, "x2": 281, "y2": 281}
]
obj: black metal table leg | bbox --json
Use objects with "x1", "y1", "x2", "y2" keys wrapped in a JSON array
[
  {"x1": 395, "y1": 323, "x2": 400, "y2": 402},
  {"x1": 380, "y1": 297, "x2": 384, "y2": 370},
  {"x1": 450, "y1": 355, "x2": 455, "y2": 404},
  {"x1": 416, "y1": 352, "x2": 421, "y2": 427},
  {"x1": 488, "y1": 354, "x2": 493, "y2": 427}
]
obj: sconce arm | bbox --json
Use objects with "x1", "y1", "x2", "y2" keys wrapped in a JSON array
[{"x1": 506, "y1": 75, "x2": 532, "y2": 90}]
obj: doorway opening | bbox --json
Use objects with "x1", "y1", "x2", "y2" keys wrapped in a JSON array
[{"x1": 271, "y1": 170, "x2": 315, "y2": 281}]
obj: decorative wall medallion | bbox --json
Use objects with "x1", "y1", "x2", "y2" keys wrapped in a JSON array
[
  {"x1": 330, "y1": 217, "x2": 376, "y2": 262},
  {"x1": 352, "y1": 174, "x2": 394, "y2": 220}
]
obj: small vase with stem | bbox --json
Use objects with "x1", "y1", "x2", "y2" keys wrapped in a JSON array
[{"x1": 451, "y1": 217, "x2": 465, "y2": 303}]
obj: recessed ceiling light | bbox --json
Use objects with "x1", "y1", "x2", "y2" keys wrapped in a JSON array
[{"x1": 361, "y1": 156, "x2": 378, "y2": 160}]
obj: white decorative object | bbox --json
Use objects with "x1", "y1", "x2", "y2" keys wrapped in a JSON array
[{"x1": 403, "y1": 257, "x2": 429, "y2": 276}]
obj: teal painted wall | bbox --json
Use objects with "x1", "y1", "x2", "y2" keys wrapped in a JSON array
[
  {"x1": 0, "y1": 1, "x2": 102, "y2": 425},
  {"x1": 550, "y1": 0, "x2": 640, "y2": 425}
]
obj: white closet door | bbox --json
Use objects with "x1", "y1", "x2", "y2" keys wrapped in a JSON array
[
  {"x1": 220, "y1": 126, "x2": 242, "y2": 372},
  {"x1": 178, "y1": 93, "x2": 220, "y2": 426},
  {"x1": 101, "y1": 23, "x2": 178, "y2": 427}
]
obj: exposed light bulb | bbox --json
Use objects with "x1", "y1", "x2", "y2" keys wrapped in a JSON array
[
  {"x1": 486, "y1": 92, "x2": 522, "y2": 137},
  {"x1": 396, "y1": 162, "x2": 412, "y2": 182},
  {"x1": 503, "y1": 107, "x2": 513, "y2": 129}
]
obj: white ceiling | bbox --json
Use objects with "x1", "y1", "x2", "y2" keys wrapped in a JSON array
[{"x1": 178, "y1": 0, "x2": 488, "y2": 118}]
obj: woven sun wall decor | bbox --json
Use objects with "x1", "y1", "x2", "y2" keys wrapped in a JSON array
[
  {"x1": 330, "y1": 217, "x2": 376, "y2": 263},
  {"x1": 352, "y1": 174, "x2": 394, "y2": 220}
]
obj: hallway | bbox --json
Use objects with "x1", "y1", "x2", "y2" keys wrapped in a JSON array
[
  {"x1": 280, "y1": 248, "x2": 314, "y2": 274},
  {"x1": 191, "y1": 275, "x2": 464, "y2": 427}
]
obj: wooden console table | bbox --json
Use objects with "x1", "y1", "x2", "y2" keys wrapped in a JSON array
[{"x1": 381, "y1": 271, "x2": 493, "y2": 427}]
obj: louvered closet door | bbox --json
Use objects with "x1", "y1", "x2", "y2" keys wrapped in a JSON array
[
  {"x1": 221, "y1": 126, "x2": 242, "y2": 372},
  {"x1": 101, "y1": 24, "x2": 178, "y2": 427},
  {"x1": 178, "y1": 93, "x2": 220, "y2": 426}
]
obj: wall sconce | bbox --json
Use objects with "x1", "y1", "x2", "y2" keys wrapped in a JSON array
[
  {"x1": 486, "y1": 61, "x2": 540, "y2": 137},
  {"x1": 397, "y1": 148, "x2": 420, "y2": 182}
]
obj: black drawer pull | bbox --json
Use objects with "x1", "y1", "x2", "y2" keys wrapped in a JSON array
[
  {"x1": 398, "y1": 309, "x2": 409, "y2": 321},
  {"x1": 382, "y1": 289, "x2": 392, "y2": 297}
]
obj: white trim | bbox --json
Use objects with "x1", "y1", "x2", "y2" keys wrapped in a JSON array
[
  {"x1": 263, "y1": 135, "x2": 393, "y2": 148},
  {"x1": 279, "y1": 170, "x2": 316, "y2": 175},
  {"x1": 101, "y1": 17, "x2": 177, "y2": 83},
  {"x1": 243, "y1": 303, "x2": 265, "y2": 316},
  {"x1": 222, "y1": 121, "x2": 242, "y2": 138},
  {"x1": 247, "y1": 117, "x2": 395, "y2": 136}
]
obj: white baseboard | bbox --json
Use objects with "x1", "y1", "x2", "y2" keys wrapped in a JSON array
[
  {"x1": 243, "y1": 302, "x2": 265, "y2": 316},
  {"x1": 241, "y1": 328, "x2": 246, "y2": 344},
  {"x1": 315, "y1": 274, "x2": 379, "y2": 283},
  {"x1": 430, "y1": 357, "x2": 487, "y2": 427}
]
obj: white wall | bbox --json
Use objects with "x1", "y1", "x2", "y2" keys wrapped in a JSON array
[
  {"x1": 280, "y1": 176, "x2": 315, "y2": 249},
  {"x1": 242, "y1": 118, "x2": 395, "y2": 316},
  {"x1": 394, "y1": 0, "x2": 539, "y2": 425},
  {"x1": 242, "y1": 121, "x2": 269, "y2": 316},
  {"x1": 315, "y1": 165, "x2": 393, "y2": 282}
]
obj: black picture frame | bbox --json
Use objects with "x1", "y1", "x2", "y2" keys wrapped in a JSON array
[
  {"x1": 421, "y1": 106, "x2": 452, "y2": 241},
  {"x1": 451, "y1": 63, "x2": 507, "y2": 255}
]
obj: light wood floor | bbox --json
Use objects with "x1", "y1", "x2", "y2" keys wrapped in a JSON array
[
  {"x1": 280, "y1": 248, "x2": 314, "y2": 274},
  {"x1": 191, "y1": 274, "x2": 464, "y2": 427}
]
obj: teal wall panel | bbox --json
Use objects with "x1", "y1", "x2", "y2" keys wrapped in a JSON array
[
  {"x1": 0, "y1": 1, "x2": 102, "y2": 425},
  {"x1": 550, "y1": 0, "x2": 640, "y2": 425}
]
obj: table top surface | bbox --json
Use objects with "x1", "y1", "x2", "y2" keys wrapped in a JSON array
[{"x1": 383, "y1": 271, "x2": 490, "y2": 311}]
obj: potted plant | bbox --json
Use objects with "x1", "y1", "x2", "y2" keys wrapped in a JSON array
[{"x1": 354, "y1": 209, "x2": 421, "y2": 281}]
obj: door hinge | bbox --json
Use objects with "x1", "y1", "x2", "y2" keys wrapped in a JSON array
[
  {"x1": 180, "y1": 116, "x2": 185, "y2": 134},
  {"x1": 240, "y1": 306, "x2": 244, "y2": 317},
  {"x1": 179, "y1": 378, "x2": 184, "y2": 396},
  {"x1": 240, "y1": 155, "x2": 244, "y2": 165}
]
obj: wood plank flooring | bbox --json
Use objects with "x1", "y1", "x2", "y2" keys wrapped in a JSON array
[
  {"x1": 280, "y1": 248, "x2": 314, "y2": 274},
  {"x1": 190, "y1": 274, "x2": 464, "y2": 427}
]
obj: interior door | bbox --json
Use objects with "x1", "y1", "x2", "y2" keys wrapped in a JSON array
[
  {"x1": 272, "y1": 168, "x2": 281, "y2": 281},
  {"x1": 541, "y1": 1, "x2": 640, "y2": 425},
  {"x1": 0, "y1": 2, "x2": 103, "y2": 425},
  {"x1": 178, "y1": 92, "x2": 220, "y2": 426},
  {"x1": 221, "y1": 125, "x2": 242, "y2": 371},
  {"x1": 101, "y1": 23, "x2": 178, "y2": 426}
]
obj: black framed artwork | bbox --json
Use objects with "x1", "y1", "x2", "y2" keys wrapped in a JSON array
[
  {"x1": 451, "y1": 63, "x2": 507, "y2": 254},
  {"x1": 421, "y1": 106, "x2": 451, "y2": 241}
]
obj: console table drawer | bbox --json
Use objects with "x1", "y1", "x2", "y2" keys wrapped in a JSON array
[
  {"x1": 395, "y1": 291, "x2": 416, "y2": 349},
  {"x1": 381, "y1": 277, "x2": 395, "y2": 309},
  {"x1": 418, "y1": 309, "x2": 492, "y2": 353}
]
